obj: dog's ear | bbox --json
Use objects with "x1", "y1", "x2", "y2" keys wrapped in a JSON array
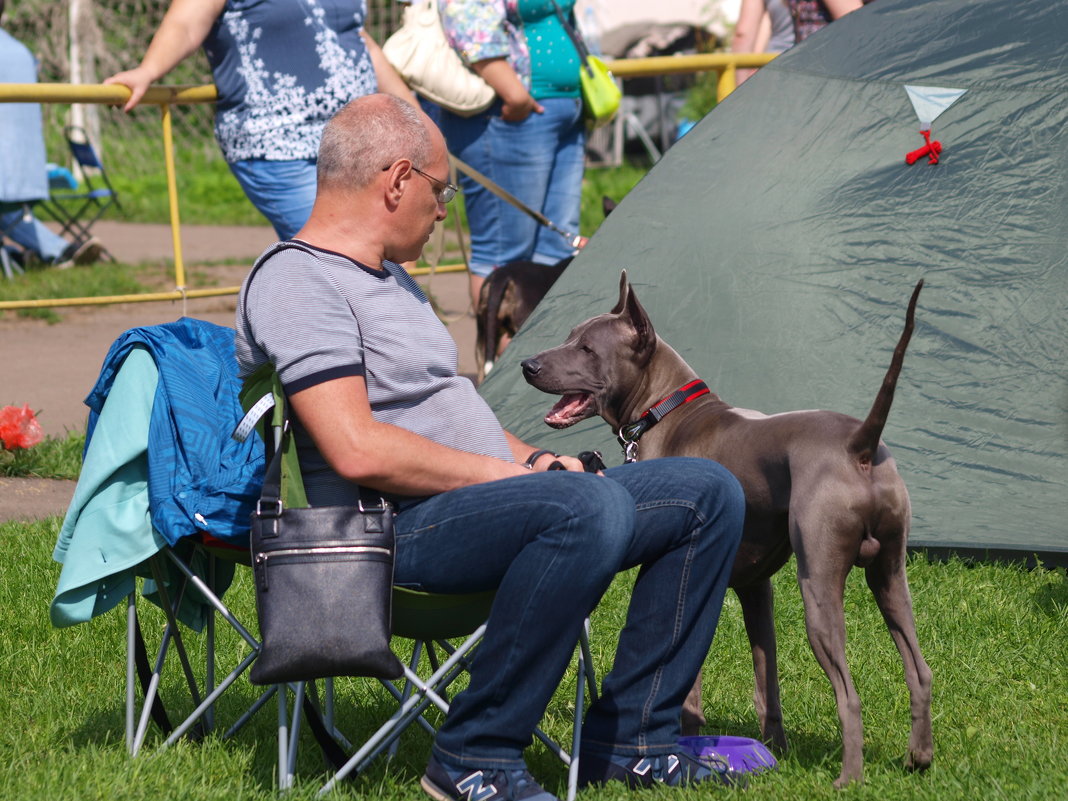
[
  {"x1": 612, "y1": 271, "x2": 655, "y2": 354},
  {"x1": 602, "y1": 196, "x2": 617, "y2": 217},
  {"x1": 623, "y1": 282, "x2": 655, "y2": 355},
  {"x1": 611, "y1": 270, "x2": 629, "y2": 314}
]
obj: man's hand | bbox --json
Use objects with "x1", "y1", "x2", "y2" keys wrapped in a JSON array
[
  {"x1": 527, "y1": 451, "x2": 604, "y2": 474},
  {"x1": 531, "y1": 453, "x2": 587, "y2": 472}
]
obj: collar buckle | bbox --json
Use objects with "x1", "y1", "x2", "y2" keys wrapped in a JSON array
[{"x1": 616, "y1": 380, "x2": 710, "y2": 464}]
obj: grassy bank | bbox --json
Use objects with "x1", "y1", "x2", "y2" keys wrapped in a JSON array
[{"x1": 3, "y1": 514, "x2": 1065, "y2": 800}]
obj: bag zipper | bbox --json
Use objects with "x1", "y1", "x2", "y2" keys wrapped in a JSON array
[{"x1": 254, "y1": 545, "x2": 393, "y2": 590}]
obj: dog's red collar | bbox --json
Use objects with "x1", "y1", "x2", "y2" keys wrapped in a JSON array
[{"x1": 617, "y1": 379, "x2": 710, "y2": 462}]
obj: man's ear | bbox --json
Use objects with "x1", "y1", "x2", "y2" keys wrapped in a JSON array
[{"x1": 383, "y1": 158, "x2": 411, "y2": 207}]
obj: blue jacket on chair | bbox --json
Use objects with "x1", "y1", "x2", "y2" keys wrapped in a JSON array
[{"x1": 85, "y1": 317, "x2": 265, "y2": 545}]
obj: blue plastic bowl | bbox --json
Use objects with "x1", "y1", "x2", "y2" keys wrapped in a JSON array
[{"x1": 677, "y1": 735, "x2": 778, "y2": 774}]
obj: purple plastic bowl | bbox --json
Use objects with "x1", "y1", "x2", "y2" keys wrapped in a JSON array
[{"x1": 677, "y1": 735, "x2": 778, "y2": 774}]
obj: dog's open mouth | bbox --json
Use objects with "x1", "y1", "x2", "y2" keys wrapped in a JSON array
[{"x1": 545, "y1": 393, "x2": 594, "y2": 429}]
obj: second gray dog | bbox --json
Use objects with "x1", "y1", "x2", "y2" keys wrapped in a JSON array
[{"x1": 521, "y1": 272, "x2": 932, "y2": 787}]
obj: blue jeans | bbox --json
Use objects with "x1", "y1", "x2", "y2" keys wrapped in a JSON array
[
  {"x1": 392, "y1": 457, "x2": 745, "y2": 769},
  {"x1": 440, "y1": 97, "x2": 585, "y2": 276},
  {"x1": 228, "y1": 158, "x2": 317, "y2": 240},
  {"x1": 1, "y1": 209, "x2": 69, "y2": 262}
]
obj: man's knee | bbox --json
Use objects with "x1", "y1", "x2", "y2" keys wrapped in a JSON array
[
  {"x1": 631, "y1": 456, "x2": 746, "y2": 540},
  {"x1": 690, "y1": 458, "x2": 746, "y2": 533},
  {"x1": 545, "y1": 472, "x2": 637, "y2": 556}
]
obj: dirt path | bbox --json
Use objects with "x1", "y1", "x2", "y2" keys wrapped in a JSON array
[{"x1": 1, "y1": 222, "x2": 476, "y2": 522}]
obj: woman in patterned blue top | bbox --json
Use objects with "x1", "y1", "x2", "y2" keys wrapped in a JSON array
[{"x1": 105, "y1": 0, "x2": 416, "y2": 239}]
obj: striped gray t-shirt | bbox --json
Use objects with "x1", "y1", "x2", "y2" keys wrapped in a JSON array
[{"x1": 235, "y1": 241, "x2": 513, "y2": 507}]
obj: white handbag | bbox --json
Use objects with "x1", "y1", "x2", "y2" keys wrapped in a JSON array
[{"x1": 383, "y1": 0, "x2": 496, "y2": 117}]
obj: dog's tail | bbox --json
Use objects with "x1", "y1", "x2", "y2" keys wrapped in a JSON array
[{"x1": 847, "y1": 279, "x2": 924, "y2": 466}]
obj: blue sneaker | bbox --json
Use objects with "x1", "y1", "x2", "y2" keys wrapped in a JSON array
[
  {"x1": 421, "y1": 753, "x2": 561, "y2": 801},
  {"x1": 577, "y1": 749, "x2": 745, "y2": 789}
]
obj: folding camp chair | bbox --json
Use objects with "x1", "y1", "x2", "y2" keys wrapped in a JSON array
[
  {"x1": 0, "y1": 202, "x2": 30, "y2": 279},
  {"x1": 55, "y1": 324, "x2": 598, "y2": 794},
  {"x1": 40, "y1": 126, "x2": 121, "y2": 258},
  {"x1": 49, "y1": 321, "x2": 276, "y2": 769}
]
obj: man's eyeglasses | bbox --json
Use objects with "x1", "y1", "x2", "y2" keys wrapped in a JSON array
[{"x1": 410, "y1": 166, "x2": 458, "y2": 204}]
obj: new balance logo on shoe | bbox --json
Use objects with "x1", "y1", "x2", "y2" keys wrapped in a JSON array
[
  {"x1": 421, "y1": 753, "x2": 561, "y2": 801},
  {"x1": 456, "y1": 771, "x2": 498, "y2": 801}
]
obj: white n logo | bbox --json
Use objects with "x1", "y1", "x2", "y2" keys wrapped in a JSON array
[{"x1": 456, "y1": 771, "x2": 497, "y2": 801}]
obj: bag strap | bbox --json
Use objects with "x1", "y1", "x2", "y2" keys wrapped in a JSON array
[
  {"x1": 301, "y1": 694, "x2": 356, "y2": 776},
  {"x1": 238, "y1": 240, "x2": 320, "y2": 328},
  {"x1": 238, "y1": 241, "x2": 390, "y2": 514},
  {"x1": 550, "y1": 1, "x2": 592, "y2": 69},
  {"x1": 132, "y1": 612, "x2": 175, "y2": 734}
]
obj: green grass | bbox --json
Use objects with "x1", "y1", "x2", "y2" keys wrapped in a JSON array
[
  {"x1": 0, "y1": 259, "x2": 153, "y2": 321},
  {"x1": 2, "y1": 513, "x2": 1065, "y2": 800},
  {"x1": 0, "y1": 252, "x2": 254, "y2": 322},
  {"x1": 0, "y1": 430, "x2": 84, "y2": 479},
  {"x1": 108, "y1": 145, "x2": 266, "y2": 227},
  {"x1": 581, "y1": 163, "x2": 647, "y2": 232}
]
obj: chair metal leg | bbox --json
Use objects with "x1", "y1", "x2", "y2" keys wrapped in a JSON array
[
  {"x1": 148, "y1": 557, "x2": 207, "y2": 730},
  {"x1": 277, "y1": 681, "x2": 305, "y2": 791},
  {"x1": 206, "y1": 556, "x2": 216, "y2": 732},
  {"x1": 319, "y1": 625, "x2": 487, "y2": 793},
  {"x1": 131, "y1": 613, "x2": 177, "y2": 756},
  {"x1": 1, "y1": 245, "x2": 25, "y2": 279},
  {"x1": 567, "y1": 622, "x2": 596, "y2": 801},
  {"x1": 277, "y1": 685, "x2": 291, "y2": 790},
  {"x1": 126, "y1": 547, "x2": 266, "y2": 756},
  {"x1": 312, "y1": 619, "x2": 597, "y2": 795},
  {"x1": 130, "y1": 555, "x2": 202, "y2": 756},
  {"x1": 126, "y1": 594, "x2": 137, "y2": 754}
]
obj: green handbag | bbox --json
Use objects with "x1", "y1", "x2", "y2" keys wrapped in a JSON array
[
  {"x1": 552, "y1": 1, "x2": 621, "y2": 128},
  {"x1": 579, "y1": 54, "x2": 622, "y2": 128}
]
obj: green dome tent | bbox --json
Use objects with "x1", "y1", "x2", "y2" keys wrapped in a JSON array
[{"x1": 478, "y1": 0, "x2": 1068, "y2": 567}]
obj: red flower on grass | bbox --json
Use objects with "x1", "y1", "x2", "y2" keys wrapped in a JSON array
[{"x1": 0, "y1": 404, "x2": 44, "y2": 450}]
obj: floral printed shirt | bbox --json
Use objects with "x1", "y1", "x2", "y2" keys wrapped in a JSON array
[
  {"x1": 439, "y1": 0, "x2": 532, "y2": 89},
  {"x1": 204, "y1": 0, "x2": 377, "y2": 162}
]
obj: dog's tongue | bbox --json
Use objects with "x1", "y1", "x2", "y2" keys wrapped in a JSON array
[{"x1": 545, "y1": 393, "x2": 591, "y2": 429}]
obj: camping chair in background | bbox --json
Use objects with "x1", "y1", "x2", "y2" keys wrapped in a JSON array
[
  {"x1": 41, "y1": 126, "x2": 121, "y2": 259},
  {"x1": 0, "y1": 202, "x2": 30, "y2": 279},
  {"x1": 238, "y1": 368, "x2": 599, "y2": 799}
]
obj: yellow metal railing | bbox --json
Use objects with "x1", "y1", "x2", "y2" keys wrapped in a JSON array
[
  {"x1": 0, "y1": 52, "x2": 776, "y2": 311},
  {"x1": 0, "y1": 83, "x2": 217, "y2": 311},
  {"x1": 607, "y1": 51, "x2": 776, "y2": 99}
]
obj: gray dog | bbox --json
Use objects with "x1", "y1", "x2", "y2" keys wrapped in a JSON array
[{"x1": 521, "y1": 272, "x2": 932, "y2": 787}]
